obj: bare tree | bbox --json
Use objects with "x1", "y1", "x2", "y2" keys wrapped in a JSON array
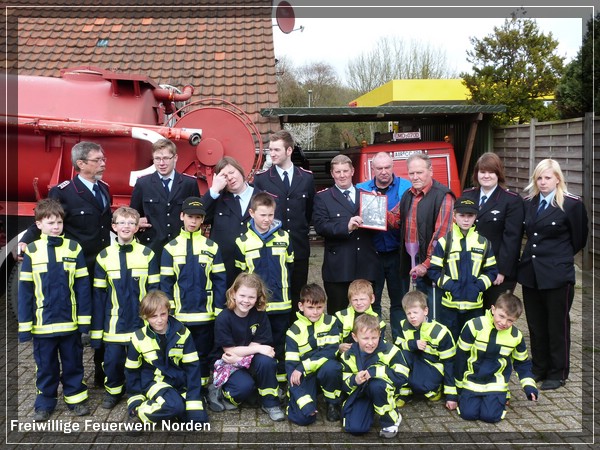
[{"x1": 346, "y1": 36, "x2": 457, "y2": 94}]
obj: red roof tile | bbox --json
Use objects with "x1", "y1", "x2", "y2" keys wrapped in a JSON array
[{"x1": 17, "y1": 11, "x2": 281, "y2": 137}]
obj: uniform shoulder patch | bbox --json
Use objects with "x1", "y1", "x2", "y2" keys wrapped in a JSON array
[
  {"x1": 27, "y1": 242, "x2": 37, "y2": 253},
  {"x1": 510, "y1": 326, "x2": 519, "y2": 338},
  {"x1": 316, "y1": 188, "x2": 328, "y2": 194},
  {"x1": 288, "y1": 322, "x2": 301, "y2": 335},
  {"x1": 57, "y1": 180, "x2": 71, "y2": 189},
  {"x1": 462, "y1": 187, "x2": 476, "y2": 193},
  {"x1": 182, "y1": 173, "x2": 197, "y2": 179},
  {"x1": 565, "y1": 192, "x2": 582, "y2": 201},
  {"x1": 277, "y1": 230, "x2": 286, "y2": 237},
  {"x1": 504, "y1": 188, "x2": 519, "y2": 197},
  {"x1": 98, "y1": 248, "x2": 108, "y2": 258},
  {"x1": 298, "y1": 166, "x2": 313, "y2": 174},
  {"x1": 205, "y1": 238, "x2": 215, "y2": 247},
  {"x1": 134, "y1": 329, "x2": 145, "y2": 340},
  {"x1": 142, "y1": 246, "x2": 152, "y2": 256},
  {"x1": 254, "y1": 168, "x2": 268, "y2": 175},
  {"x1": 523, "y1": 194, "x2": 533, "y2": 201},
  {"x1": 67, "y1": 239, "x2": 78, "y2": 252},
  {"x1": 98, "y1": 179, "x2": 110, "y2": 187}
]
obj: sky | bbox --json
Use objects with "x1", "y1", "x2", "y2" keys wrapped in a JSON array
[{"x1": 273, "y1": 16, "x2": 585, "y2": 86}]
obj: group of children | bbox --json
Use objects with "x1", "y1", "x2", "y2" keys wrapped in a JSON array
[{"x1": 18, "y1": 193, "x2": 538, "y2": 438}]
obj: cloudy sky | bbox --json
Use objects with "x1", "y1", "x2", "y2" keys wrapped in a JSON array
[{"x1": 273, "y1": 15, "x2": 585, "y2": 85}]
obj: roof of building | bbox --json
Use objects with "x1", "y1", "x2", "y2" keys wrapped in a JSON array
[
  {"x1": 14, "y1": 10, "x2": 280, "y2": 137},
  {"x1": 352, "y1": 79, "x2": 472, "y2": 106}
]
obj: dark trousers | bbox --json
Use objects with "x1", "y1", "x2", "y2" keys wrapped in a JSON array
[
  {"x1": 187, "y1": 323, "x2": 214, "y2": 387},
  {"x1": 287, "y1": 359, "x2": 342, "y2": 426},
  {"x1": 402, "y1": 351, "x2": 443, "y2": 398},
  {"x1": 324, "y1": 281, "x2": 352, "y2": 315},
  {"x1": 458, "y1": 390, "x2": 507, "y2": 423},
  {"x1": 482, "y1": 279, "x2": 517, "y2": 311},
  {"x1": 415, "y1": 277, "x2": 442, "y2": 322},
  {"x1": 522, "y1": 284, "x2": 574, "y2": 381},
  {"x1": 222, "y1": 354, "x2": 279, "y2": 407},
  {"x1": 137, "y1": 386, "x2": 185, "y2": 424},
  {"x1": 289, "y1": 258, "x2": 309, "y2": 319},
  {"x1": 374, "y1": 251, "x2": 409, "y2": 342},
  {"x1": 438, "y1": 306, "x2": 483, "y2": 342},
  {"x1": 103, "y1": 342, "x2": 127, "y2": 397},
  {"x1": 342, "y1": 378, "x2": 399, "y2": 434},
  {"x1": 268, "y1": 313, "x2": 290, "y2": 382},
  {"x1": 33, "y1": 333, "x2": 87, "y2": 411}
]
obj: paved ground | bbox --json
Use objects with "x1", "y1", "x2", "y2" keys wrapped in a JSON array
[{"x1": 2, "y1": 244, "x2": 597, "y2": 448}]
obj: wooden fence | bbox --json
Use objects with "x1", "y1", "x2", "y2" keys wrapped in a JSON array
[{"x1": 493, "y1": 113, "x2": 596, "y2": 269}]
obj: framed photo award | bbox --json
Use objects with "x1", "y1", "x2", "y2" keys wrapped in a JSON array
[{"x1": 359, "y1": 191, "x2": 387, "y2": 231}]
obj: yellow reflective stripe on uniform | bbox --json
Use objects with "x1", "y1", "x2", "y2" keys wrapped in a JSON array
[
  {"x1": 462, "y1": 380, "x2": 507, "y2": 392},
  {"x1": 106, "y1": 383, "x2": 124, "y2": 395},
  {"x1": 258, "y1": 387, "x2": 278, "y2": 398},
  {"x1": 78, "y1": 315, "x2": 91, "y2": 325},
  {"x1": 90, "y1": 329, "x2": 103, "y2": 340},
  {"x1": 186, "y1": 400, "x2": 204, "y2": 411},
  {"x1": 138, "y1": 395, "x2": 166, "y2": 424},
  {"x1": 94, "y1": 277, "x2": 108, "y2": 288},
  {"x1": 297, "y1": 394, "x2": 314, "y2": 409},
  {"x1": 286, "y1": 351, "x2": 300, "y2": 362},
  {"x1": 20, "y1": 271, "x2": 33, "y2": 281},
  {"x1": 102, "y1": 331, "x2": 133, "y2": 343},
  {"x1": 125, "y1": 356, "x2": 142, "y2": 370},
  {"x1": 213, "y1": 262, "x2": 225, "y2": 273},
  {"x1": 438, "y1": 346, "x2": 456, "y2": 360},
  {"x1": 147, "y1": 382, "x2": 172, "y2": 400},
  {"x1": 160, "y1": 266, "x2": 175, "y2": 276},
  {"x1": 322, "y1": 388, "x2": 341, "y2": 400},
  {"x1": 444, "y1": 385, "x2": 457, "y2": 396},
  {"x1": 148, "y1": 273, "x2": 160, "y2": 284},
  {"x1": 64, "y1": 389, "x2": 88, "y2": 404},
  {"x1": 181, "y1": 351, "x2": 199, "y2": 364},
  {"x1": 32, "y1": 323, "x2": 78, "y2": 334},
  {"x1": 19, "y1": 322, "x2": 33, "y2": 332},
  {"x1": 175, "y1": 312, "x2": 214, "y2": 322},
  {"x1": 127, "y1": 394, "x2": 145, "y2": 407},
  {"x1": 74, "y1": 267, "x2": 88, "y2": 278},
  {"x1": 266, "y1": 300, "x2": 292, "y2": 312}
]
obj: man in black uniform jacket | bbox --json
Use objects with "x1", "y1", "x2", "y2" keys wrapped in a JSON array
[
  {"x1": 253, "y1": 130, "x2": 315, "y2": 318},
  {"x1": 130, "y1": 138, "x2": 200, "y2": 256},
  {"x1": 20, "y1": 141, "x2": 112, "y2": 386}
]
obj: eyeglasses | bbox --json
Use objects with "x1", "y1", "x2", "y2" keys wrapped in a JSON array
[
  {"x1": 153, "y1": 156, "x2": 175, "y2": 163},
  {"x1": 114, "y1": 221, "x2": 137, "y2": 226},
  {"x1": 83, "y1": 157, "x2": 107, "y2": 164}
]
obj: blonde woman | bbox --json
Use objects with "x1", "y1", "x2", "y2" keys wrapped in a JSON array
[{"x1": 517, "y1": 159, "x2": 588, "y2": 391}]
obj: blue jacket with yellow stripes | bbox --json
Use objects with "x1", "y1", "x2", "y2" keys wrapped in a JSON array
[
  {"x1": 91, "y1": 240, "x2": 160, "y2": 346},
  {"x1": 125, "y1": 316, "x2": 207, "y2": 422},
  {"x1": 18, "y1": 234, "x2": 91, "y2": 341},
  {"x1": 428, "y1": 223, "x2": 498, "y2": 310},
  {"x1": 455, "y1": 310, "x2": 537, "y2": 398},
  {"x1": 234, "y1": 219, "x2": 294, "y2": 314},
  {"x1": 285, "y1": 312, "x2": 341, "y2": 376},
  {"x1": 340, "y1": 340, "x2": 409, "y2": 395},
  {"x1": 160, "y1": 230, "x2": 226, "y2": 324},
  {"x1": 395, "y1": 318, "x2": 457, "y2": 400}
]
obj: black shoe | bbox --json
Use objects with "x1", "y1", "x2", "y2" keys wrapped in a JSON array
[
  {"x1": 72, "y1": 403, "x2": 90, "y2": 416},
  {"x1": 326, "y1": 403, "x2": 340, "y2": 422},
  {"x1": 533, "y1": 373, "x2": 546, "y2": 383},
  {"x1": 541, "y1": 379, "x2": 565, "y2": 390},
  {"x1": 125, "y1": 411, "x2": 143, "y2": 437},
  {"x1": 33, "y1": 409, "x2": 51, "y2": 422},
  {"x1": 101, "y1": 394, "x2": 121, "y2": 409}
]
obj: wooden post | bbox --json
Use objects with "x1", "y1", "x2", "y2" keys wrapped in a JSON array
[
  {"x1": 582, "y1": 112, "x2": 593, "y2": 270},
  {"x1": 528, "y1": 118, "x2": 537, "y2": 177},
  {"x1": 459, "y1": 112, "x2": 483, "y2": 191}
]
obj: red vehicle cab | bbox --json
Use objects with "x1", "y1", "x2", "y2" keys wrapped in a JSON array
[{"x1": 350, "y1": 132, "x2": 461, "y2": 196}]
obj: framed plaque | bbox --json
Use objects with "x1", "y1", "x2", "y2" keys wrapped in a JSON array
[{"x1": 359, "y1": 191, "x2": 387, "y2": 231}]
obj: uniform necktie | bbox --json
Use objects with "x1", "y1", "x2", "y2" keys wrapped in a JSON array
[
  {"x1": 480, "y1": 195, "x2": 487, "y2": 209},
  {"x1": 162, "y1": 178, "x2": 170, "y2": 195},
  {"x1": 536, "y1": 199, "x2": 547, "y2": 216},
  {"x1": 93, "y1": 184, "x2": 104, "y2": 208},
  {"x1": 282, "y1": 170, "x2": 290, "y2": 191},
  {"x1": 235, "y1": 195, "x2": 243, "y2": 216},
  {"x1": 343, "y1": 190, "x2": 354, "y2": 205}
]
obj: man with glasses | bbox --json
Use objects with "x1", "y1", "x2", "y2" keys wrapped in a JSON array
[
  {"x1": 19, "y1": 141, "x2": 113, "y2": 386},
  {"x1": 130, "y1": 138, "x2": 200, "y2": 255}
]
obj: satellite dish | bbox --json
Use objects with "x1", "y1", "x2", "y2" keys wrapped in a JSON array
[{"x1": 275, "y1": 1, "x2": 295, "y2": 34}]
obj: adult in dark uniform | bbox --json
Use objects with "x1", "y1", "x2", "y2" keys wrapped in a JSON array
[
  {"x1": 201, "y1": 156, "x2": 254, "y2": 288},
  {"x1": 518, "y1": 159, "x2": 588, "y2": 391},
  {"x1": 462, "y1": 152, "x2": 524, "y2": 310},
  {"x1": 253, "y1": 130, "x2": 315, "y2": 317},
  {"x1": 19, "y1": 141, "x2": 112, "y2": 386},
  {"x1": 312, "y1": 154, "x2": 379, "y2": 314},
  {"x1": 130, "y1": 138, "x2": 200, "y2": 255}
]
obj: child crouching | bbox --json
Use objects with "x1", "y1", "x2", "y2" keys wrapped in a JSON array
[{"x1": 125, "y1": 290, "x2": 208, "y2": 426}]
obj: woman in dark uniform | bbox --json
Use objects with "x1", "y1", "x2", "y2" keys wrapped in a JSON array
[
  {"x1": 462, "y1": 152, "x2": 524, "y2": 310},
  {"x1": 518, "y1": 159, "x2": 588, "y2": 391}
]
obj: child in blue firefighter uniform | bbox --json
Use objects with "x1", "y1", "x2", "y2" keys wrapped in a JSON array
[
  {"x1": 340, "y1": 314, "x2": 409, "y2": 438},
  {"x1": 125, "y1": 290, "x2": 208, "y2": 425},
  {"x1": 211, "y1": 272, "x2": 286, "y2": 421},
  {"x1": 18, "y1": 198, "x2": 91, "y2": 421},
  {"x1": 234, "y1": 192, "x2": 294, "y2": 382},
  {"x1": 428, "y1": 197, "x2": 498, "y2": 341},
  {"x1": 335, "y1": 279, "x2": 386, "y2": 355},
  {"x1": 285, "y1": 283, "x2": 342, "y2": 425},
  {"x1": 160, "y1": 197, "x2": 227, "y2": 390},
  {"x1": 91, "y1": 206, "x2": 160, "y2": 410},
  {"x1": 455, "y1": 293, "x2": 538, "y2": 423},
  {"x1": 395, "y1": 290, "x2": 457, "y2": 409}
]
